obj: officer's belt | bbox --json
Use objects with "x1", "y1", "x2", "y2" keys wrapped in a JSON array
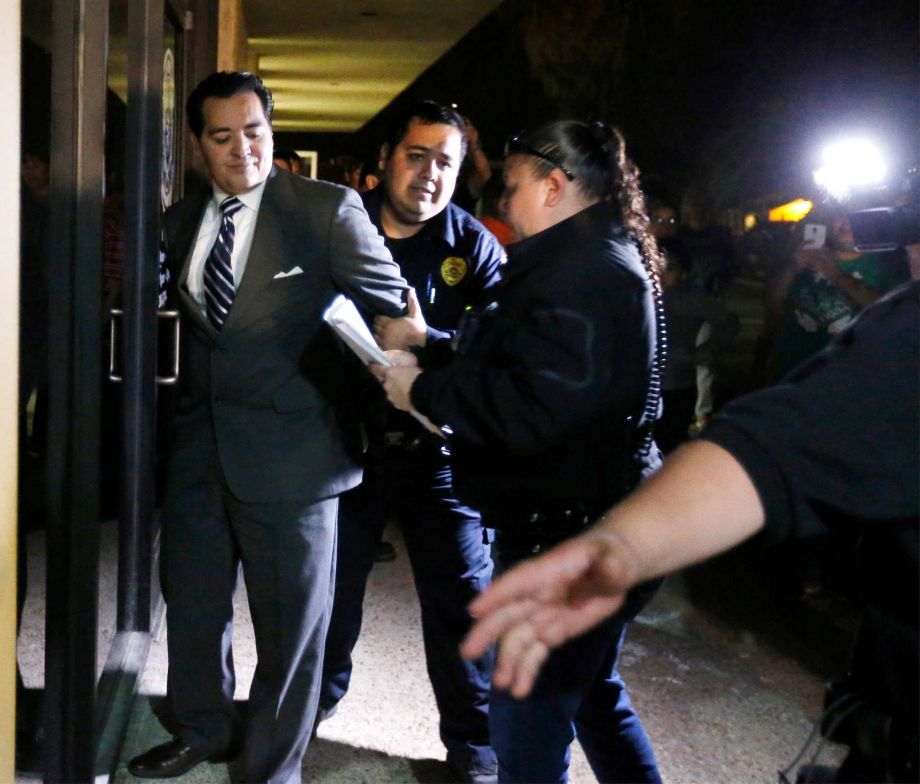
[
  {"x1": 491, "y1": 504, "x2": 597, "y2": 554},
  {"x1": 383, "y1": 430, "x2": 428, "y2": 452}
]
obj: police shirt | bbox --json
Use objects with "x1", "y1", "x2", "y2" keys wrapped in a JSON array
[{"x1": 361, "y1": 188, "x2": 504, "y2": 342}]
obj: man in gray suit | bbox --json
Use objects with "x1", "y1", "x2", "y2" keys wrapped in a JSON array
[{"x1": 128, "y1": 71, "x2": 416, "y2": 783}]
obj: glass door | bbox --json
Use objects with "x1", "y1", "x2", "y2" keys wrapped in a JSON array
[{"x1": 16, "y1": 0, "x2": 185, "y2": 779}]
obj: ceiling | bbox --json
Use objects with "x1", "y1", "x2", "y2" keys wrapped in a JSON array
[{"x1": 244, "y1": 0, "x2": 504, "y2": 133}]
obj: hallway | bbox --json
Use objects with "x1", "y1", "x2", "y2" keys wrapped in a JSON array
[{"x1": 108, "y1": 517, "x2": 852, "y2": 783}]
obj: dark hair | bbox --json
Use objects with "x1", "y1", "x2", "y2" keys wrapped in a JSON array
[
  {"x1": 273, "y1": 147, "x2": 303, "y2": 167},
  {"x1": 384, "y1": 100, "x2": 467, "y2": 160},
  {"x1": 512, "y1": 120, "x2": 663, "y2": 276},
  {"x1": 186, "y1": 71, "x2": 274, "y2": 137},
  {"x1": 658, "y1": 235, "x2": 690, "y2": 274},
  {"x1": 359, "y1": 156, "x2": 383, "y2": 189}
]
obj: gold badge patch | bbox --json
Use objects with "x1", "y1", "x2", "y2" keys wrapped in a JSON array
[{"x1": 440, "y1": 257, "x2": 468, "y2": 286}]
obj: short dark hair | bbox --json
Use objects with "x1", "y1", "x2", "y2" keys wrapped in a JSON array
[
  {"x1": 383, "y1": 100, "x2": 467, "y2": 160},
  {"x1": 273, "y1": 147, "x2": 303, "y2": 167},
  {"x1": 186, "y1": 71, "x2": 273, "y2": 137}
]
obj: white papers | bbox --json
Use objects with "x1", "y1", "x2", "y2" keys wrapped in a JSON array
[
  {"x1": 322, "y1": 294, "x2": 444, "y2": 438},
  {"x1": 323, "y1": 294, "x2": 392, "y2": 367}
]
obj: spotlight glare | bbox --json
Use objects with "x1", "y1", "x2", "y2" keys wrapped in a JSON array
[{"x1": 813, "y1": 139, "x2": 887, "y2": 200}]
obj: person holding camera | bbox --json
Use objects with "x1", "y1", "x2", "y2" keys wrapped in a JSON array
[
  {"x1": 461, "y1": 280, "x2": 919, "y2": 784},
  {"x1": 769, "y1": 208, "x2": 909, "y2": 379}
]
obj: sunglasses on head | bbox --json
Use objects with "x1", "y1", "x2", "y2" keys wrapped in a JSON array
[{"x1": 504, "y1": 134, "x2": 575, "y2": 181}]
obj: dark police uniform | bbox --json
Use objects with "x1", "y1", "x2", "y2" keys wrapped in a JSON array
[
  {"x1": 704, "y1": 282, "x2": 919, "y2": 783},
  {"x1": 320, "y1": 189, "x2": 505, "y2": 774},
  {"x1": 410, "y1": 201, "x2": 663, "y2": 783}
]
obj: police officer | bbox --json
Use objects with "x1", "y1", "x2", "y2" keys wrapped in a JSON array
[
  {"x1": 374, "y1": 120, "x2": 666, "y2": 784},
  {"x1": 319, "y1": 100, "x2": 504, "y2": 784}
]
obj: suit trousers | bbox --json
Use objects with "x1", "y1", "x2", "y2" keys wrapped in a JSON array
[
  {"x1": 487, "y1": 534, "x2": 662, "y2": 784},
  {"x1": 319, "y1": 443, "x2": 496, "y2": 770},
  {"x1": 160, "y1": 427, "x2": 338, "y2": 784}
]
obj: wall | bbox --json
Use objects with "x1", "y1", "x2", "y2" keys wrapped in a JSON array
[{"x1": 1, "y1": 1, "x2": 20, "y2": 779}]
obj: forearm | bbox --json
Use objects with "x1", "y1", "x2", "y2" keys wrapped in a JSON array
[{"x1": 589, "y1": 440, "x2": 766, "y2": 583}]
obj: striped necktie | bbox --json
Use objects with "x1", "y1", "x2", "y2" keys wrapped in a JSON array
[{"x1": 203, "y1": 196, "x2": 244, "y2": 330}]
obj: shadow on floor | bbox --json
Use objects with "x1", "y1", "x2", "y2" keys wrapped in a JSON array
[
  {"x1": 303, "y1": 737, "x2": 454, "y2": 784},
  {"x1": 126, "y1": 696, "x2": 460, "y2": 784},
  {"x1": 681, "y1": 540, "x2": 860, "y2": 682}
]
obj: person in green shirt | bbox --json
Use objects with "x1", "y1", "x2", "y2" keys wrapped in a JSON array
[{"x1": 770, "y1": 210, "x2": 909, "y2": 379}]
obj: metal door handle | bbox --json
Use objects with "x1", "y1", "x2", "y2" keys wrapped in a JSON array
[
  {"x1": 108, "y1": 309, "x2": 181, "y2": 385},
  {"x1": 156, "y1": 310, "x2": 180, "y2": 385},
  {"x1": 109, "y1": 308, "x2": 124, "y2": 382}
]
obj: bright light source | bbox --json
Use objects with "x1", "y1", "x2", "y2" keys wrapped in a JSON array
[
  {"x1": 813, "y1": 139, "x2": 887, "y2": 200},
  {"x1": 768, "y1": 198, "x2": 813, "y2": 222}
]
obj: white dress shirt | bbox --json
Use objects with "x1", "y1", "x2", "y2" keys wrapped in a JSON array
[{"x1": 187, "y1": 180, "x2": 267, "y2": 316}]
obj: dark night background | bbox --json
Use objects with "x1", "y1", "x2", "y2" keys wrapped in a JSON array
[{"x1": 277, "y1": 0, "x2": 919, "y2": 208}]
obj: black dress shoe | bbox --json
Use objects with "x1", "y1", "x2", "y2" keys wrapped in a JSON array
[{"x1": 127, "y1": 739, "x2": 216, "y2": 779}]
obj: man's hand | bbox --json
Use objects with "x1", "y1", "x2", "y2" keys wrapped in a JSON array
[
  {"x1": 459, "y1": 440, "x2": 767, "y2": 699},
  {"x1": 374, "y1": 287, "x2": 426, "y2": 350},
  {"x1": 369, "y1": 364, "x2": 423, "y2": 413},
  {"x1": 383, "y1": 349, "x2": 419, "y2": 368},
  {"x1": 792, "y1": 244, "x2": 837, "y2": 276},
  {"x1": 371, "y1": 354, "x2": 443, "y2": 435},
  {"x1": 793, "y1": 243, "x2": 882, "y2": 307},
  {"x1": 460, "y1": 530, "x2": 640, "y2": 698}
]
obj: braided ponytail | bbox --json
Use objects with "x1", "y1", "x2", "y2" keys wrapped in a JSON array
[{"x1": 604, "y1": 128, "x2": 667, "y2": 458}]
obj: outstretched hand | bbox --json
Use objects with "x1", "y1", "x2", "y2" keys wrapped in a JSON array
[
  {"x1": 460, "y1": 530, "x2": 641, "y2": 698},
  {"x1": 374, "y1": 287, "x2": 426, "y2": 350}
]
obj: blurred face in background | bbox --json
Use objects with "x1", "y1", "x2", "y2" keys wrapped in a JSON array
[
  {"x1": 827, "y1": 215, "x2": 856, "y2": 252},
  {"x1": 650, "y1": 205, "x2": 677, "y2": 240}
]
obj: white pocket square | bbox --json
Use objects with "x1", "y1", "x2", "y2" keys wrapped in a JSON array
[{"x1": 274, "y1": 266, "x2": 304, "y2": 279}]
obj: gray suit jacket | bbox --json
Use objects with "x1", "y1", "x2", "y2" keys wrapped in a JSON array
[{"x1": 163, "y1": 167, "x2": 408, "y2": 503}]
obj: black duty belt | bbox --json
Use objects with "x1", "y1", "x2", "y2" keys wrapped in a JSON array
[
  {"x1": 492, "y1": 505, "x2": 596, "y2": 555},
  {"x1": 383, "y1": 430, "x2": 429, "y2": 452}
]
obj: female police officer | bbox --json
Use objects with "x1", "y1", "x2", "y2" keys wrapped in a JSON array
[{"x1": 373, "y1": 120, "x2": 666, "y2": 783}]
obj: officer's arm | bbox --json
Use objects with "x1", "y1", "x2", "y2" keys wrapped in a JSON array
[{"x1": 460, "y1": 439, "x2": 765, "y2": 696}]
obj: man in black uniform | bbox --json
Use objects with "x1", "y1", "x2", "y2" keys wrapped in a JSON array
[{"x1": 318, "y1": 100, "x2": 504, "y2": 783}]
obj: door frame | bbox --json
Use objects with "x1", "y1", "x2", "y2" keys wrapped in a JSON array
[
  {"x1": 1, "y1": 2, "x2": 20, "y2": 780},
  {"x1": 36, "y1": 1, "x2": 215, "y2": 778}
]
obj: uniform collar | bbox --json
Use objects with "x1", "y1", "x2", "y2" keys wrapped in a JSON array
[{"x1": 504, "y1": 201, "x2": 621, "y2": 279}]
